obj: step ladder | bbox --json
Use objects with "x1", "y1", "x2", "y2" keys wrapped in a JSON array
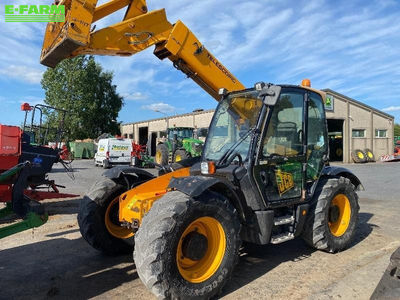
[{"x1": 270, "y1": 214, "x2": 295, "y2": 244}]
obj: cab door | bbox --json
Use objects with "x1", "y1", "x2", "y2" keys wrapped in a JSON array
[{"x1": 253, "y1": 88, "x2": 306, "y2": 204}]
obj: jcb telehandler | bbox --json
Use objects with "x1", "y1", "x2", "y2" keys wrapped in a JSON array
[{"x1": 41, "y1": 0, "x2": 363, "y2": 298}]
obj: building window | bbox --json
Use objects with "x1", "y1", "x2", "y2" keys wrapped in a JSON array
[
  {"x1": 124, "y1": 133, "x2": 128, "y2": 138},
  {"x1": 159, "y1": 131, "x2": 167, "y2": 138},
  {"x1": 375, "y1": 129, "x2": 387, "y2": 138},
  {"x1": 352, "y1": 129, "x2": 365, "y2": 138},
  {"x1": 129, "y1": 134, "x2": 133, "y2": 139}
]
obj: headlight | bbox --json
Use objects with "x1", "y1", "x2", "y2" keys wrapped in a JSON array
[{"x1": 201, "y1": 161, "x2": 216, "y2": 175}]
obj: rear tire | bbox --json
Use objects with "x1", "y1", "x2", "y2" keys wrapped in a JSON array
[
  {"x1": 103, "y1": 159, "x2": 110, "y2": 169},
  {"x1": 78, "y1": 177, "x2": 133, "y2": 255},
  {"x1": 155, "y1": 144, "x2": 169, "y2": 166},
  {"x1": 364, "y1": 148, "x2": 375, "y2": 162},
  {"x1": 302, "y1": 177, "x2": 359, "y2": 253},
  {"x1": 173, "y1": 149, "x2": 190, "y2": 162},
  {"x1": 134, "y1": 190, "x2": 241, "y2": 299},
  {"x1": 351, "y1": 149, "x2": 367, "y2": 163}
]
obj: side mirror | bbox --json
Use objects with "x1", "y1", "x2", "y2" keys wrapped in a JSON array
[{"x1": 260, "y1": 85, "x2": 281, "y2": 106}]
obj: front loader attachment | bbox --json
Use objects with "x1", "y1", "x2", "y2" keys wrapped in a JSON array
[
  {"x1": 40, "y1": 0, "x2": 172, "y2": 68},
  {"x1": 41, "y1": 0, "x2": 97, "y2": 68}
]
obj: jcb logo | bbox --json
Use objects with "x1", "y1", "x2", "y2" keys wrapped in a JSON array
[{"x1": 275, "y1": 169, "x2": 294, "y2": 195}]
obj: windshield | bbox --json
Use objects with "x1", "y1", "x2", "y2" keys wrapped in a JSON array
[
  {"x1": 168, "y1": 128, "x2": 193, "y2": 139},
  {"x1": 203, "y1": 90, "x2": 263, "y2": 162}
]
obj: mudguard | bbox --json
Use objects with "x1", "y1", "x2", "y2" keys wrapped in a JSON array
[
  {"x1": 103, "y1": 166, "x2": 155, "y2": 181},
  {"x1": 168, "y1": 176, "x2": 221, "y2": 198},
  {"x1": 168, "y1": 175, "x2": 247, "y2": 222},
  {"x1": 321, "y1": 166, "x2": 364, "y2": 191}
]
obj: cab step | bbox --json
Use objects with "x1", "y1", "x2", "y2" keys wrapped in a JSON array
[
  {"x1": 273, "y1": 215, "x2": 294, "y2": 226},
  {"x1": 270, "y1": 232, "x2": 294, "y2": 244}
]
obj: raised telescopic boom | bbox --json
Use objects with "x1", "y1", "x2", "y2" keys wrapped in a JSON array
[{"x1": 40, "y1": 0, "x2": 245, "y2": 100}]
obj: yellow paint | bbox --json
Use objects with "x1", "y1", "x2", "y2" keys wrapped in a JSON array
[
  {"x1": 119, "y1": 167, "x2": 190, "y2": 225},
  {"x1": 175, "y1": 154, "x2": 182, "y2": 161},
  {"x1": 105, "y1": 196, "x2": 134, "y2": 239},
  {"x1": 40, "y1": 0, "x2": 244, "y2": 99},
  {"x1": 155, "y1": 150, "x2": 162, "y2": 164},
  {"x1": 176, "y1": 217, "x2": 226, "y2": 283},
  {"x1": 275, "y1": 169, "x2": 294, "y2": 195},
  {"x1": 357, "y1": 152, "x2": 365, "y2": 159},
  {"x1": 329, "y1": 194, "x2": 351, "y2": 237}
]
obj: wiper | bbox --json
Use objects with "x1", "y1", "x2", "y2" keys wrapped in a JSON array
[{"x1": 217, "y1": 128, "x2": 255, "y2": 167}]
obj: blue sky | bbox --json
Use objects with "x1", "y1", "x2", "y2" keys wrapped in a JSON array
[{"x1": 1, "y1": 0, "x2": 400, "y2": 126}]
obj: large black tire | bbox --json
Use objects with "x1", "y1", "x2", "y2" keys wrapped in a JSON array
[
  {"x1": 364, "y1": 148, "x2": 375, "y2": 162},
  {"x1": 351, "y1": 149, "x2": 367, "y2": 163},
  {"x1": 302, "y1": 177, "x2": 359, "y2": 253},
  {"x1": 78, "y1": 177, "x2": 133, "y2": 255},
  {"x1": 155, "y1": 144, "x2": 169, "y2": 166},
  {"x1": 134, "y1": 190, "x2": 241, "y2": 299},
  {"x1": 173, "y1": 149, "x2": 190, "y2": 163}
]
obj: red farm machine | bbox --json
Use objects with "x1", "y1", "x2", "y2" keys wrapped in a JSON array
[{"x1": 0, "y1": 103, "x2": 76, "y2": 238}]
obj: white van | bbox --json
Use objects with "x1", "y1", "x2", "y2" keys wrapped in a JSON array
[{"x1": 95, "y1": 138, "x2": 133, "y2": 168}]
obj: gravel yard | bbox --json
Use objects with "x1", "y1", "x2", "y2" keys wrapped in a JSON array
[{"x1": 1, "y1": 160, "x2": 399, "y2": 299}]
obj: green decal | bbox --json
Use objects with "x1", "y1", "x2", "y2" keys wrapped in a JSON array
[{"x1": 4, "y1": 4, "x2": 65, "y2": 23}]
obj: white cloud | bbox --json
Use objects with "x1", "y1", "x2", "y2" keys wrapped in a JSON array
[
  {"x1": 382, "y1": 106, "x2": 400, "y2": 112},
  {"x1": 141, "y1": 102, "x2": 176, "y2": 114},
  {"x1": 121, "y1": 92, "x2": 148, "y2": 101},
  {"x1": 0, "y1": 65, "x2": 43, "y2": 84}
]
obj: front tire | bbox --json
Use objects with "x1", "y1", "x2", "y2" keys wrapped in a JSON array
[
  {"x1": 155, "y1": 144, "x2": 169, "y2": 165},
  {"x1": 78, "y1": 177, "x2": 133, "y2": 255},
  {"x1": 302, "y1": 176, "x2": 359, "y2": 253},
  {"x1": 134, "y1": 190, "x2": 241, "y2": 299}
]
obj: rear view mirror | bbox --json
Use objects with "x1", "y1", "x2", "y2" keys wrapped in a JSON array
[{"x1": 260, "y1": 85, "x2": 281, "y2": 106}]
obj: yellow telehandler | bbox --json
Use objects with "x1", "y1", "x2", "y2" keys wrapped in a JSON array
[{"x1": 41, "y1": 1, "x2": 363, "y2": 298}]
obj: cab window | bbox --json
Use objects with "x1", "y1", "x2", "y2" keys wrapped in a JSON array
[{"x1": 262, "y1": 91, "x2": 304, "y2": 157}]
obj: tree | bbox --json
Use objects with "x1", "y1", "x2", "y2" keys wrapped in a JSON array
[
  {"x1": 395, "y1": 123, "x2": 400, "y2": 137},
  {"x1": 41, "y1": 56, "x2": 123, "y2": 141}
]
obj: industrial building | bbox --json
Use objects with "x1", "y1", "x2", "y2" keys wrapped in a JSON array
[{"x1": 121, "y1": 89, "x2": 394, "y2": 163}]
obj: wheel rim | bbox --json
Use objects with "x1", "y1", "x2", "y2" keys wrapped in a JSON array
[
  {"x1": 176, "y1": 216, "x2": 226, "y2": 283},
  {"x1": 328, "y1": 194, "x2": 351, "y2": 237},
  {"x1": 357, "y1": 152, "x2": 364, "y2": 159},
  {"x1": 367, "y1": 151, "x2": 373, "y2": 158},
  {"x1": 105, "y1": 197, "x2": 134, "y2": 239},
  {"x1": 155, "y1": 150, "x2": 162, "y2": 164},
  {"x1": 175, "y1": 154, "x2": 182, "y2": 162}
]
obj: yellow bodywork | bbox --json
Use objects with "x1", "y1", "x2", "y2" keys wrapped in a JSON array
[
  {"x1": 118, "y1": 167, "x2": 190, "y2": 229},
  {"x1": 41, "y1": 0, "x2": 245, "y2": 100}
]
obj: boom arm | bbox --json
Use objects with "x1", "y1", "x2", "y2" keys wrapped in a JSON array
[{"x1": 40, "y1": 0, "x2": 245, "y2": 100}]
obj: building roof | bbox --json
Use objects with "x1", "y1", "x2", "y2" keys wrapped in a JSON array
[
  {"x1": 323, "y1": 89, "x2": 394, "y2": 120},
  {"x1": 122, "y1": 109, "x2": 215, "y2": 126},
  {"x1": 122, "y1": 89, "x2": 394, "y2": 127}
]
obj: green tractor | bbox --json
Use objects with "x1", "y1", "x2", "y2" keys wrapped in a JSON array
[{"x1": 155, "y1": 127, "x2": 203, "y2": 165}]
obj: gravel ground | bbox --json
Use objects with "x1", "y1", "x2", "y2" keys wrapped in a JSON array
[{"x1": 1, "y1": 160, "x2": 399, "y2": 299}]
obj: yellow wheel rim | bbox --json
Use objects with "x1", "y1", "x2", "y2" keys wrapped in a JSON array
[
  {"x1": 155, "y1": 150, "x2": 162, "y2": 164},
  {"x1": 357, "y1": 152, "x2": 364, "y2": 159},
  {"x1": 367, "y1": 151, "x2": 373, "y2": 158},
  {"x1": 105, "y1": 197, "x2": 134, "y2": 239},
  {"x1": 176, "y1": 217, "x2": 226, "y2": 283},
  {"x1": 175, "y1": 154, "x2": 182, "y2": 162},
  {"x1": 328, "y1": 194, "x2": 351, "y2": 237}
]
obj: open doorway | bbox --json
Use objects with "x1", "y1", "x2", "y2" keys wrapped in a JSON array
[
  {"x1": 150, "y1": 132, "x2": 157, "y2": 156},
  {"x1": 138, "y1": 127, "x2": 148, "y2": 146},
  {"x1": 327, "y1": 119, "x2": 344, "y2": 162}
]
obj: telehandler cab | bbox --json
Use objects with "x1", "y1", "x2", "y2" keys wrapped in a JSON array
[{"x1": 40, "y1": 0, "x2": 362, "y2": 298}]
